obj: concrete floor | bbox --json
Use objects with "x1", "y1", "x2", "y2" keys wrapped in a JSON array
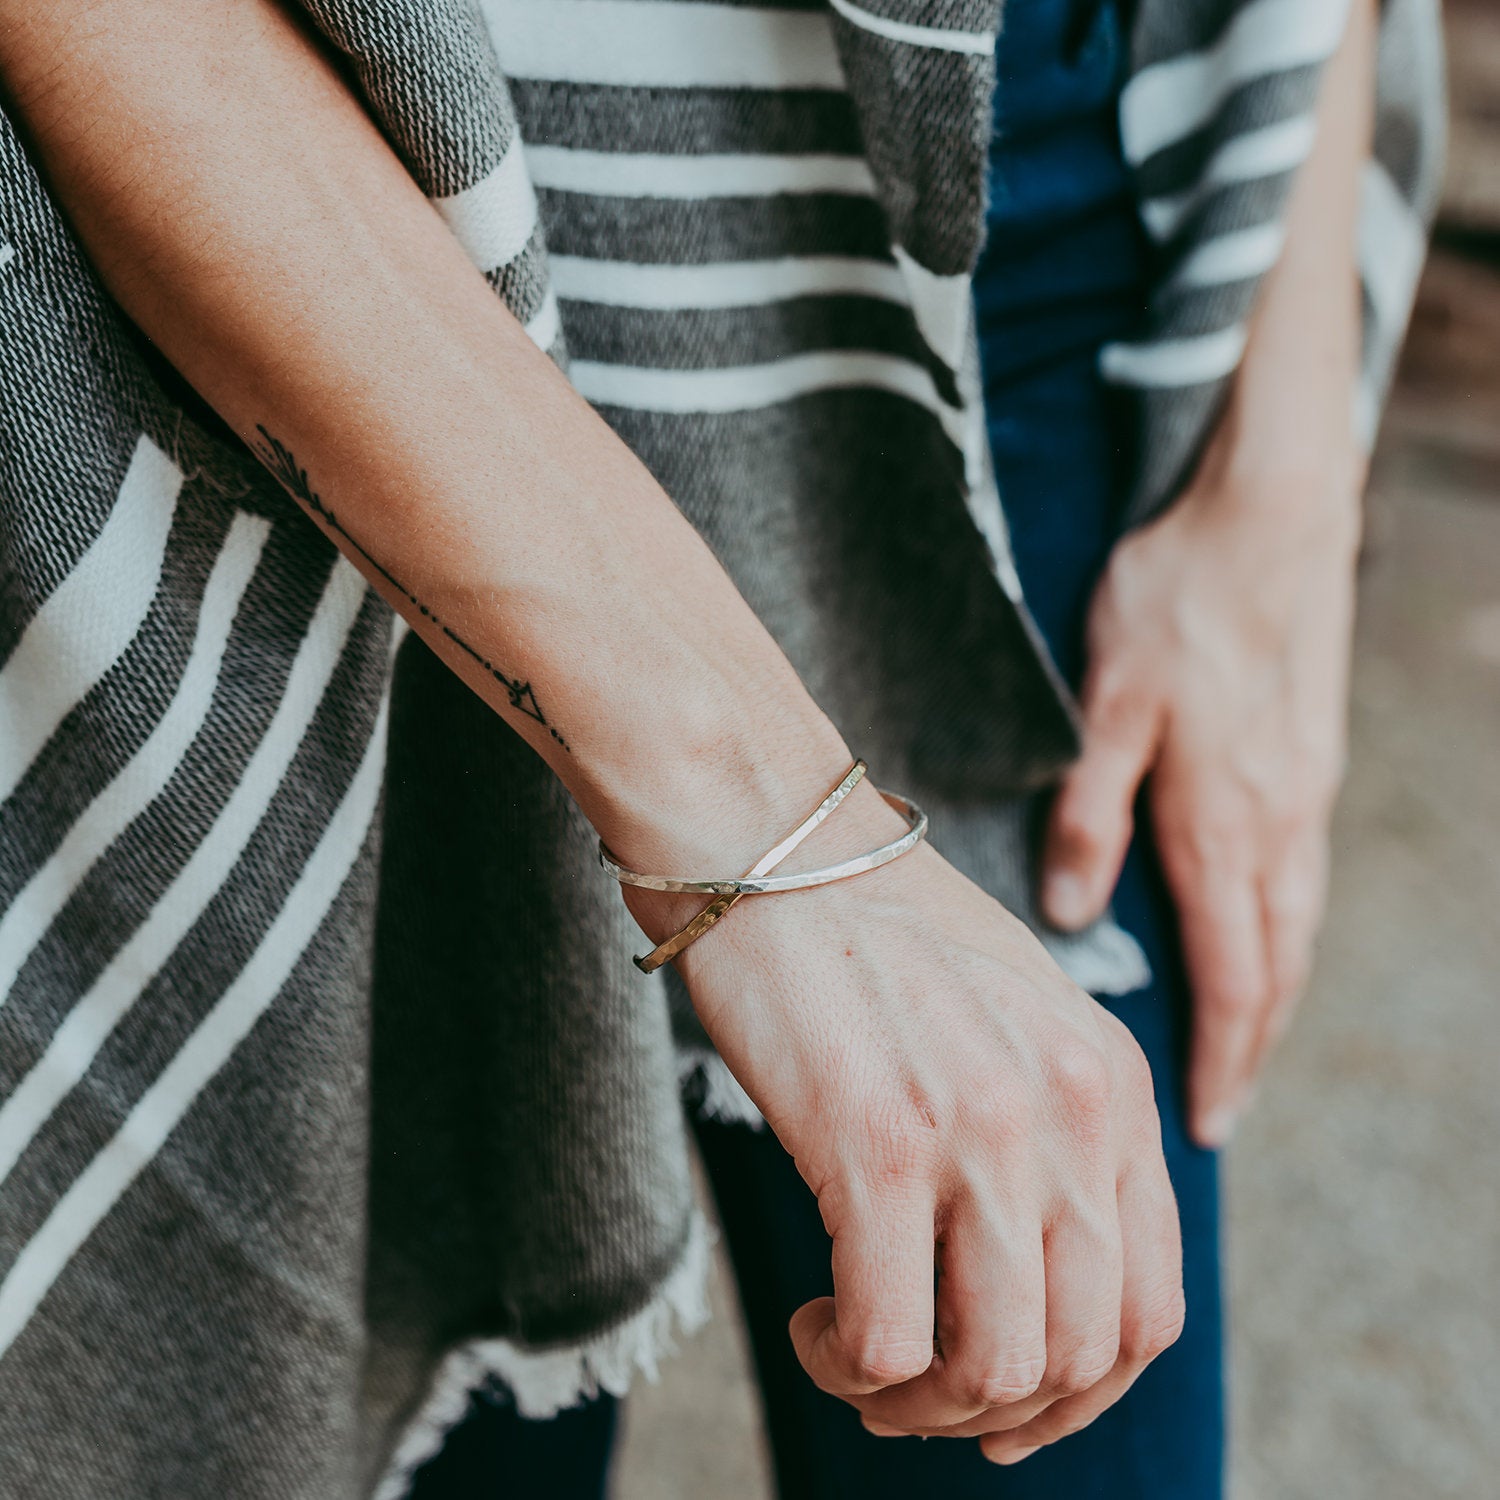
[{"x1": 612, "y1": 272, "x2": 1500, "y2": 1499}]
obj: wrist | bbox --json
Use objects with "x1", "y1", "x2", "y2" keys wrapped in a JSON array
[
  {"x1": 579, "y1": 648, "x2": 882, "y2": 880},
  {"x1": 604, "y1": 741, "x2": 915, "y2": 962},
  {"x1": 1191, "y1": 387, "x2": 1366, "y2": 546}
]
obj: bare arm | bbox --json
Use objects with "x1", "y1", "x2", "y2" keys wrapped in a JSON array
[
  {"x1": 1, "y1": 0, "x2": 853, "y2": 876},
  {"x1": 1, "y1": 0, "x2": 1183, "y2": 1452},
  {"x1": 1039, "y1": 0, "x2": 1376, "y2": 1151}
]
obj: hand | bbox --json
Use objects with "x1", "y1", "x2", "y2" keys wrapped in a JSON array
[
  {"x1": 1040, "y1": 437, "x2": 1363, "y2": 1148},
  {"x1": 625, "y1": 780, "x2": 1185, "y2": 1454}
]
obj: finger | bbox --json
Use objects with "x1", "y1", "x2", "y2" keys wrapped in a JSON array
[
  {"x1": 1037, "y1": 1197, "x2": 1124, "y2": 1401},
  {"x1": 1270, "y1": 823, "x2": 1329, "y2": 1008},
  {"x1": 928, "y1": 1195, "x2": 1127, "y2": 1438},
  {"x1": 1041, "y1": 674, "x2": 1160, "y2": 932},
  {"x1": 1242, "y1": 829, "x2": 1330, "y2": 1092},
  {"x1": 979, "y1": 1155, "x2": 1184, "y2": 1457},
  {"x1": 789, "y1": 1184, "x2": 936, "y2": 1399},
  {"x1": 1172, "y1": 861, "x2": 1271, "y2": 1149},
  {"x1": 856, "y1": 1195, "x2": 1047, "y2": 1432}
]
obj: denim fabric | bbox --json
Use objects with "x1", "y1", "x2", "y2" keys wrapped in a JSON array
[{"x1": 414, "y1": 2, "x2": 1224, "y2": 1494}]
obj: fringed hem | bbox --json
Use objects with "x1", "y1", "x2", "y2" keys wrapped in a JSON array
[
  {"x1": 371, "y1": 1210, "x2": 715, "y2": 1500},
  {"x1": 1040, "y1": 914, "x2": 1153, "y2": 998},
  {"x1": 677, "y1": 1043, "x2": 765, "y2": 1128}
]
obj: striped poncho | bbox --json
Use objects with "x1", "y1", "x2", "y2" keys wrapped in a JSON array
[{"x1": 0, "y1": 0, "x2": 1442, "y2": 1495}]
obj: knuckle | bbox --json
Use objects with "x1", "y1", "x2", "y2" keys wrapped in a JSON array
[
  {"x1": 964, "y1": 1356, "x2": 1048, "y2": 1408},
  {"x1": 1084, "y1": 666, "x2": 1144, "y2": 738},
  {"x1": 844, "y1": 1339, "x2": 931, "y2": 1389},
  {"x1": 1051, "y1": 1041, "x2": 1114, "y2": 1117},
  {"x1": 1046, "y1": 1340, "x2": 1120, "y2": 1396},
  {"x1": 1122, "y1": 1288, "x2": 1187, "y2": 1364},
  {"x1": 1051, "y1": 807, "x2": 1102, "y2": 863},
  {"x1": 1268, "y1": 790, "x2": 1318, "y2": 836}
]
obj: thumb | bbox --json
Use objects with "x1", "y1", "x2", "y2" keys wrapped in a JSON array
[{"x1": 1042, "y1": 683, "x2": 1159, "y2": 931}]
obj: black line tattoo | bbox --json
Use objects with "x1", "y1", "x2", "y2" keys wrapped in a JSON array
[{"x1": 254, "y1": 425, "x2": 571, "y2": 752}]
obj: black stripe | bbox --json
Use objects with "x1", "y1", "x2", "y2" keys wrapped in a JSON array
[
  {"x1": 0, "y1": 525, "x2": 346, "y2": 1071},
  {"x1": 561, "y1": 294, "x2": 951, "y2": 392},
  {"x1": 1149, "y1": 171, "x2": 1299, "y2": 268},
  {"x1": 299, "y1": 0, "x2": 518, "y2": 197},
  {"x1": 1131, "y1": 65, "x2": 1321, "y2": 202},
  {"x1": 0, "y1": 837, "x2": 380, "y2": 1368},
  {"x1": 0, "y1": 124, "x2": 175, "y2": 665},
  {"x1": 834, "y1": 38, "x2": 991, "y2": 275},
  {"x1": 512, "y1": 81, "x2": 864, "y2": 157},
  {"x1": 832, "y1": 0, "x2": 997, "y2": 31},
  {"x1": 1127, "y1": 379, "x2": 1228, "y2": 525},
  {"x1": 483, "y1": 229, "x2": 553, "y2": 326},
  {"x1": 1373, "y1": 112, "x2": 1424, "y2": 203},
  {"x1": 538, "y1": 190, "x2": 892, "y2": 264},
  {"x1": 1141, "y1": 277, "x2": 1261, "y2": 340},
  {"x1": 1128, "y1": 0, "x2": 1251, "y2": 72},
  {"x1": 0, "y1": 482, "x2": 238, "y2": 914},
  {"x1": 0, "y1": 583, "x2": 390, "y2": 1262}
]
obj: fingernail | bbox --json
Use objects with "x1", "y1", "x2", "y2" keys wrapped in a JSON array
[
  {"x1": 863, "y1": 1420, "x2": 907, "y2": 1438},
  {"x1": 990, "y1": 1445, "x2": 1041, "y2": 1466},
  {"x1": 1044, "y1": 872, "x2": 1091, "y2": 930},
  {"x1": 1196, "y1": 1108, "x2": 1237, "y2": 1149}
]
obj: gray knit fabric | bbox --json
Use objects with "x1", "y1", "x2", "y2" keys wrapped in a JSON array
[{"x1": 0, "y1": 0, "x2": 1441, "y2": 1495}]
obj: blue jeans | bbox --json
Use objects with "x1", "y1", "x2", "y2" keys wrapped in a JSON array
[{"x1": 411, "y1": 1, "x2": 1224, "y2": 1494}]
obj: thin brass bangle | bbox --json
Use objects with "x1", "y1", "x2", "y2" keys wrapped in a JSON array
[
  {"x1": 601, "y1": 792, "x2": 927, "y2": 896},
  {"x1": 633, "y1": 893, "x2": 742, "y2": 973},
  {"x1": 626, "y1": 759, "x2": 867, "y2": 975}
]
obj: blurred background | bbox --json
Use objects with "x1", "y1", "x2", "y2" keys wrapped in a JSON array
[{"x1": 614, "y1": 5, "x2": 1500, "y2": 1497}]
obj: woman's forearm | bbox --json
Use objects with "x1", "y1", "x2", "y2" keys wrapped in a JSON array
[
  {"x1": 0, "y1": 0, "x2": 876, "y2": 882},
  {"x1": 1210, "y1": 0, "x2": 1375, "y2": 493}
]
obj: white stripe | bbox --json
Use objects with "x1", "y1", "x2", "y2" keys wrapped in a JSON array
[
  {"x1": 1120, "y1": 0, "x2": 1350, "y2": 165},
  {"x1": 571, "y1": 349, "x2": 967, "y2": 450},
  {"x1": 1139, "y1": 115, "x2": 1318, "y2": 242},
  {"x1": 525, "y1": 146, "x2": 876, "y2": 201},
  {"x1": 0, "y1": 514, "x2": 271, "y2": 1009},
  {"x1": 0, "y1": 243, "x2": 15, "y2": 271},
  {"x1": 0, "y1": 690, "x2": 389, "y2": 1362},
  {"x1": 480, "y1": 0, "x2": 844, "y2": 89},
  {"x1": 892, "y1": 246, "x2": 971, "y2": 369},
  {"x1": 433, "y1": 146, "x2": 539, "y2": 275},
  {"x1": 1358, "y1": 159, "x2": 1427, "y2": 338},
  {"x1": 524, "y1": 286, "x2": 563, "y2": 351},
  {"x1": 1165, "y1": 222, "x2": 1285, "y2": 291},
  {"x1": 0, "y1": 436, "x2": 182, "y2": 808},
  {"x1": 0, "y1": 560, "x2": 368, "y2": 1190},
  {"x1": 1099, "y1": 325, "x2": 1248, "y2": 388},
  {"x1": 549, "y1": 254, "x2": 907, "y2": 310},
  {"x1": 826, "y1": 0, "x2": 992, "y2": 55}
]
